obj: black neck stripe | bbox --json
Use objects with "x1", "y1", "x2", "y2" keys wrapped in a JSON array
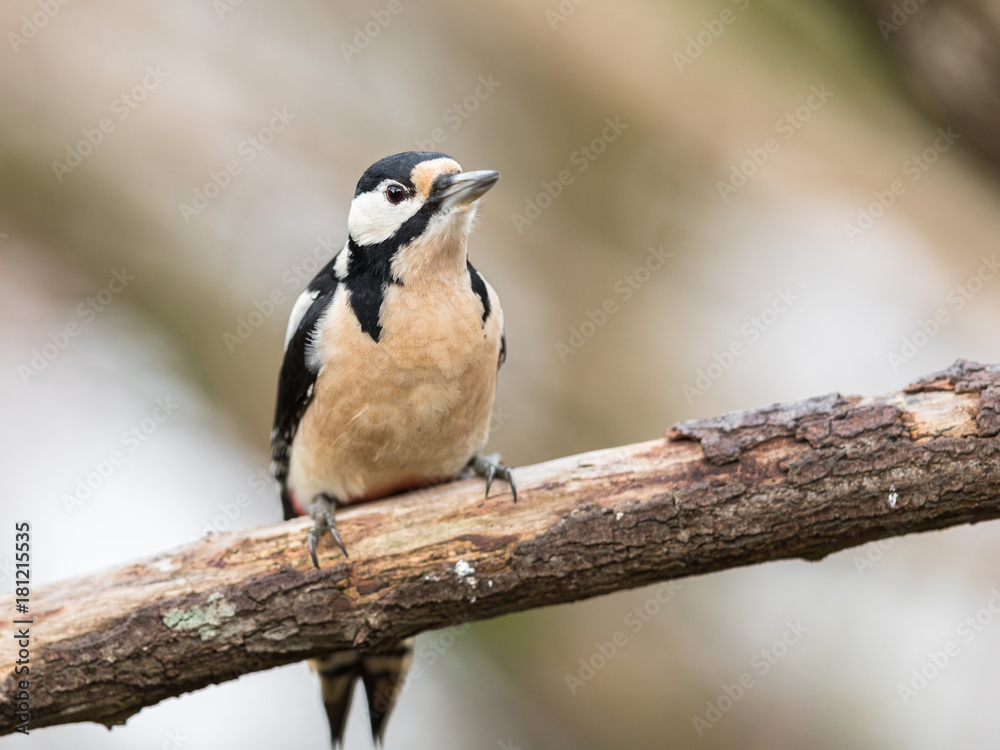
[
  {"x1": 467, "y1": 261, "x2": 491, "y2": 326},
  {"x1": 345, "y1": 202, "x2": 439, "y2": 341}
]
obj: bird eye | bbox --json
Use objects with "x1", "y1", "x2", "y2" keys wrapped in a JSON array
[{"x1": 385, "y1": 184, "x2": 406, "y2": 204}]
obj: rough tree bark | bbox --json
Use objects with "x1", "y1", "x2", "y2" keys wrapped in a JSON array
[{"x1": 2, "y1": 360, "x2": 999, "y2": 736}]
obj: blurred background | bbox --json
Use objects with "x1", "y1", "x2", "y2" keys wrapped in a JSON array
[{"x1": 2, "y1": 0, "x2": 1000, "y2": 747}]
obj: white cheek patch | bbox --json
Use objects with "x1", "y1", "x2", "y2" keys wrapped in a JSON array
[{"x1": 348, "y1": 187, "x2": 423, "y2": 246}]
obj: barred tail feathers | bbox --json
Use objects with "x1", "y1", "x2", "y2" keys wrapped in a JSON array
[{"x1": 313, "y1": 639, "x2": 414, "y2": 747}]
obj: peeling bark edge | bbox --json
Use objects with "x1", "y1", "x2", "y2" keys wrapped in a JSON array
[{"x1": 1, "y1": 359, "x2": 999, "y2": 735}]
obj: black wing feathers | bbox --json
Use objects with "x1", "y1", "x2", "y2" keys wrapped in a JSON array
[{"x1": 271, "y1": 259, "x2": 340, "y2": 520}]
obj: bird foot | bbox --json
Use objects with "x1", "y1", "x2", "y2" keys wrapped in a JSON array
[
  {"x1": 467, "y1": 452, "x2": 517, "y2": 503},
  {"x1": 307, "y1": 493, "x2": 348, "y2": 568}
]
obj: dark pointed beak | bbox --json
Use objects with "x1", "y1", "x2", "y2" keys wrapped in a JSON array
[{"x1": 435, "y1": 170, "x2": 500, "y2": 210}]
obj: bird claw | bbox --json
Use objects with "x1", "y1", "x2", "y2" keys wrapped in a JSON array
[
  {"x1": 470, "y1": 453, "x2": 517, "y2": 503},
  {"x1": 307, "y1": 494, "x2": 348, "y2": 568}
]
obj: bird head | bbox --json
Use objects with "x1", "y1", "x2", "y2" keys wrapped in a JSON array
[{"x1": 346, "y1": 151, "x2": 500, "y2": 258}]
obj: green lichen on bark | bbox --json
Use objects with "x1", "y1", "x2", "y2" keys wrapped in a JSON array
[{"x1": 162, "y1": 592, "x2": 236, "y2": 640}]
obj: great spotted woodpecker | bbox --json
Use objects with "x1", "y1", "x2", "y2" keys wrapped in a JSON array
[{"x1": 270, "y1": 151, "x2": 515, "y2": 746}]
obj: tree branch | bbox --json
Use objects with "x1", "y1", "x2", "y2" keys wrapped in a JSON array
[{"x1": 3, "y1": 359, "x2": 999, "y2": 735}]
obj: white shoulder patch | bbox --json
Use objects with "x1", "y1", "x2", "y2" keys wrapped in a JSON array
[
  {"x1": 334, "y1": 245, "x2": 351, "y2": 278},
  {"x1": 284, "y1": 288, "x2": 319, "y2": 350}
]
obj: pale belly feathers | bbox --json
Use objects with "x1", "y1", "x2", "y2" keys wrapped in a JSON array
[{"x1": 286, "y1": 277, "x2": 502, "y2": 507}]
